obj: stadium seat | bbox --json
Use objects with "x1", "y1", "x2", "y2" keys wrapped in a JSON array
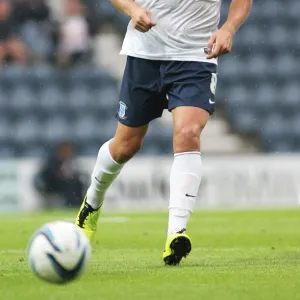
[
  {"x1": 143, "y1": 122, "x2": 173, "y2": 154},
  {"x1": 279, "y1": 83, "x2": 300, "y2": 112},
  {"x1": 259, "y1": 1, "x2": 285, "y2": 21},
  {"x1": 273, "y1": 55, "x2": 298, "y2": 78},
  {"x1": 252, "y1": 84, "x2": 279, "y2": 112},
  {"x1": 147, "y1": 121, "x2": 173, "y2": 139},
  {"x1": 67, "y1": 85, "x2": 93, "y2": 113},
  {"x1": 225, "y1": 85, "x2": 251, "y2": 108},
  {"x1": 229, "y1": 109, "x2": 260, "y2": 134},
  {"x1": 0, "y1": 90, "x2": 9, "y2": 112},
  {"x1": 72, "y1": 115, "x2": 101, "y2": 143},
  {"x1": 0, "y1": 119, "x2": 12, "y2": 144},
  {"x1": 267, "y1": 26, "x2": 290, "y2": 49},
  {"x1": 38, "y1": 86, "x2": 66, "y2": 114},
  {"x1": 286, "y1": 1, "x2": 300, "y2": 21},
  {"x1": 1, "y1": 65, "x2": 30, "y2": 82},
  {"x1": 79, "y1": 143, "x2": 101, "y2": 156},
  {"x1": 259, "y1": 113, "x2": 293, "y2": 151},
  {"x1": 219, "y1": 56, "x2": 244, "y2": 81},
  {"x1": 42, "y1": 116, "x2": 72, "y2": 144},
  {"x1": 238, "y1": 26, "x2": 264, "y2": 48},
  {"x1": 100, "y1": 120, "x2": 117, "y2": 141},
  {"x1": 289, "y1": 115, "x2": 300, "y2": 138},
  {"x1": 13, "y1": 117, "x2": 42, "y2": 144},
  {"x1": 94, "y1": 86, "x2": 119, "y2": 114},
  {"x1": 27, "y1": 65, "x2": 58, "y2": 87},
  {"x1": 246, "y1": 56, "x2": 269, "y2": 78},
  {"x1": 67, "y1": 65, "x2": 115, "y2": 88},
  {"x1": 8, "y1": 86, "x2": 37, "y2": 114}
]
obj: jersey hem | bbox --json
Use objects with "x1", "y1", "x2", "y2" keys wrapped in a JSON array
[{"x1": 119, "y1": 51, "x2": 218, "y2": 65}]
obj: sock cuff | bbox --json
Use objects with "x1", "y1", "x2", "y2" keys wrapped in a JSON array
[
  {"x1": 98, "y1": 140, "x2": 122, "y2": 174},
  {"x1": 106, "y1": 139, "x2": 122, "y2": 166},
  {"x1": 174, "y1": 151, "x2": 201, "y2": 157}
]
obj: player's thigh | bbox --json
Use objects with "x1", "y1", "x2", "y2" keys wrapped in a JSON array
[
  {"x1": 165, "y1": 61, "x2": 217, "y2": 152},
  {"x1": 117, "y1": 56, "x2": 167, "y2": 127},
  {"x1": 166, "y1": 61, "x2": 218, "y2": 117},
  {"x1": 172, "y1": 107, "x2": 209, "y2": 153},
  {"x1": 172, "y1": 106, "x2": 210, "y2": 136}
]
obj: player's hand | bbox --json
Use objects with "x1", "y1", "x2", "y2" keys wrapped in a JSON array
[
  {"x1": 130, "y1": 6, "x2": 156, "y2": 33},
  {"x1": 206, "y1": 24, "x2": 235, "y2": 59}
]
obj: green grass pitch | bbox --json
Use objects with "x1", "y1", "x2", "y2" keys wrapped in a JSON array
[{"x1": 1, "y1": 209, "x2": 300, "y2": 300}]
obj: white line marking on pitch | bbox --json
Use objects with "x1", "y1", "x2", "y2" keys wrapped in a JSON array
[
  {"x1": 63, "y1": 217, "x2": 129, "y2": 223},
  {"x1": 0, "y1": 249, "x2": 25, "y2": 254},
  {"x1": 3, "y1": 246, "x2": 300, "y2": 255},
  {"x1": 0, "y1": 248, "x2": 211, "y2": 254},
  {"x1": 0, "y1": 216, "x2": 129, "y2": 223}
]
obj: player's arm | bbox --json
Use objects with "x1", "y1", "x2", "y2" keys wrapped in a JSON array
[
  {"x1": 207, "y1": 0, "x2": 253, "y2": 59},
  {"x1": 110, "y1": 0, "x2": 156, "y2": 32}
]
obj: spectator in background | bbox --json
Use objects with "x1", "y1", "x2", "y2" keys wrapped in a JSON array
[
  {"x1": 13, "y1": 0, "x2": 50, "y2": 25},
  {"x1": 34, "y1": 141, "x2": 86, "y2": 208},
  {"x1": 13, "y1": 0, "x2": 55, "y2": 62},
  {"x1": 0, "y1": 0, "x2": 28, "y2": 67},
  {"x1": 58, "y1": 0, "x2": 92, "y2": 67}
]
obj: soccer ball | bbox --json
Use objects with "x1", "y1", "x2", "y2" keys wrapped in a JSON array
[{"x1": 27, "y1": 221, "x2": 91, "y2": 284}]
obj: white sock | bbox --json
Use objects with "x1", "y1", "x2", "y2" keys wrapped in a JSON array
[
  {"x1": 86, "y1": 140, "x2": 123, "y2": 209},
  {"x1": 167, "y1": 152, "x2": 202, "y2": 236}
]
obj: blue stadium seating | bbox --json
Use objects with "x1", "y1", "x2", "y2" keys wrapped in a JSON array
[
  {"x1": 38, "y1": 85, "x2": 65, "y2": 114},
  {"x1": 0, "y1": 62, "x2": 123, "y2": 157},
  {"x1": 219, "y1": 0, "x2": 300, "y2": 152},
  {"x1": 0, "y1": 0, "x2": 299, "y2": 156},
  {"x1": 0, "y1": 119, "x2": 11, "y2": 145}
]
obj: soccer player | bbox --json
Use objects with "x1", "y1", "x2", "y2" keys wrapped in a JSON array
[{"x1": 76, "y1": 0, "x2": 252, "y2": 265}]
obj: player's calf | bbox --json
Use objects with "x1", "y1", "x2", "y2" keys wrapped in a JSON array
[
  {"x1": 110, "y1": 135, "x2": 143, "y2": 163},
  {"x1": 75, "y1": 139, "x2": 122, "y2": 240},
  {"x1": 110, "y1": 122, "x2": 148, "y2": 163},
  {"x1": 75, "y1": 122, "x2": 148, "y2": 239},
  {"x1": 162, "y1": 106, "x2": 208, "y2": 264}
]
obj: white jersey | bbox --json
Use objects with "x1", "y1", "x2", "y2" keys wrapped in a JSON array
[{"x1": 120, "y1": 0, "x2": 221, "y2": 64}]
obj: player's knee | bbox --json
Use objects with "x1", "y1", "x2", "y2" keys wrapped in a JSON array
[
  {"x1": 115, "y1": 137, "x2": 143, "y2": 163},
  {"x1": 173, "y1": 123, "x2": 203, "y2": 153}
]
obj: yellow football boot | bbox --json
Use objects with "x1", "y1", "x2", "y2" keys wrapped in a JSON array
[
  {"x1": 163, "y1": 230, "x2": 192, "y2": 266},
  {"x1": 75, "y1": 196, "x2": 101, "y2": 240}
]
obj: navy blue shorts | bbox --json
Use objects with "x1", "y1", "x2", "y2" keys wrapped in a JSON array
[{"x1": 117, "y1": 56, "x2": 218, "y2": 127}]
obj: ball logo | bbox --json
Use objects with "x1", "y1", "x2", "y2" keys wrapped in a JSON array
[{"x1": 118, "y1": 101, "x2": 127, "y2": 119}]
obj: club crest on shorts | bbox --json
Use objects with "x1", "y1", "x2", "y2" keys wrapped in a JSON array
[{"x1": 118, "y1": 101, "x2": 127, "y2": 119}]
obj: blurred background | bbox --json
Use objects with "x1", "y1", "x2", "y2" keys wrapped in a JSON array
[{"x1": 0, "y1": 0, "x2": 299, "y2": 212}]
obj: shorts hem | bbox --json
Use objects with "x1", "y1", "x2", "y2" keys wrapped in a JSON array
[
  {"x1": 168, "y1": 104, "x2": 214, "y2": 115},
  {"x1": 116, "y1": 113, "x2": 163, "y2": 127}
]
